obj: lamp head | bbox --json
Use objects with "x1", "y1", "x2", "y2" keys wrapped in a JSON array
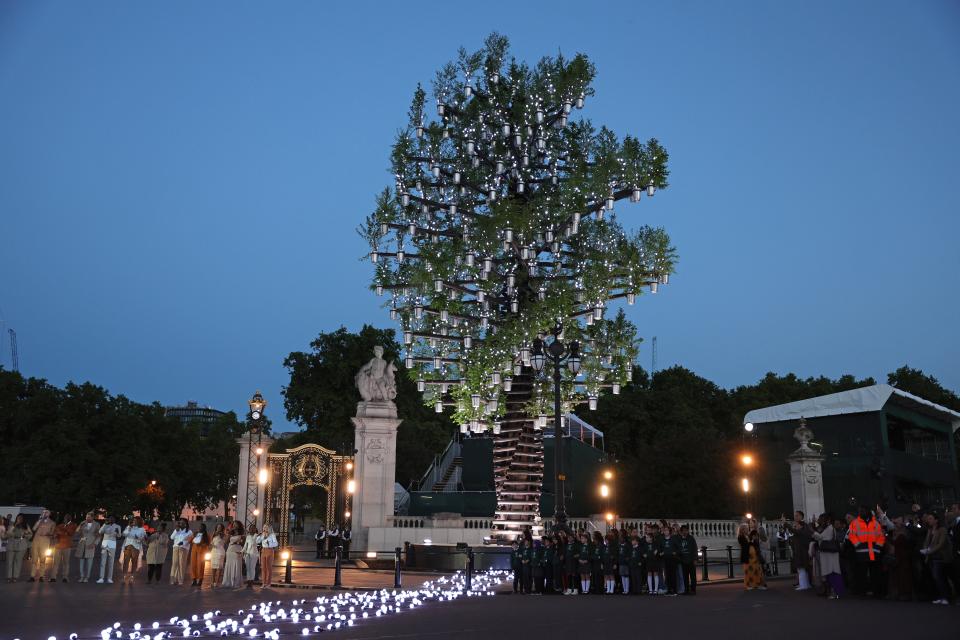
[
  {"x1": 248, "y1": 391, "x2": 267, "y2": 420},
  {"x1": 531, "y1": 338, "x2": 546, "y2": 372},
  {"x1": 567, "y1": 341, "x2": 581, "y2": 374}
]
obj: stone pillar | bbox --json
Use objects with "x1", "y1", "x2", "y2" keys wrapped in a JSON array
[
  {"x1": 786, "y1": 418, "x2": 826, "y2": 519},
  {"x1": 236, "y1": 432, "x2": 273, "y2": 530},
  {"x1": 350, "y1": 401, "x2": 402, "y2": 551}
]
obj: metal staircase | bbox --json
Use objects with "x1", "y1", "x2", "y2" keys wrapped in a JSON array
[
  {"x1": 491, "y1": 372, "x2": 543, "y2": 540},
  {"x1": 417, "y1": 438, "x2": 462, "y2": 493}
]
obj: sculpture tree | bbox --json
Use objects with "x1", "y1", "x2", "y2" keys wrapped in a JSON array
[{"x1": 360, "y1": 34, "x2": 677, "y2": 539}]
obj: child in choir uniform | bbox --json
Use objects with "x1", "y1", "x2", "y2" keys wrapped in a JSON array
[
  {"x1": 601, "y1": 533, "x2": 617, "y2": 594},
  {"x1": 629, "y1": 536, "x2": 644, "y2": 595},
  {"x1": 590, "y1": 532, "x2": 604, "y2": 594},
  {"x1": 642, "y1": 530, "x2": 662, "y2": 595},
  {"x1": 551, "y1": 532, "x2": 565, "y2": 593},
  {"x1": 510, "y1": 540, "x2": 522, "y2": 593},
  {"x1": 565, "y1": 531, "x2": 580, "y2": 595},
  {"x1": 531, "y1": 539, "x2": 545, "y2": 594},
  {"x1": 618, "y1": 533, "x2": 632, "y2": 594},
  {"x1": 542, "y1": 536, "x2": 556, "y2": 594},
  {"x1": 577, "y1": 532, "x2": 591, "y2": 595},
  {"x1": 520, "y1": 538, "x2": 533, "y2": 594},
  {"x1": 661, "y1": 526, "x2": 680, "y2": 596}
]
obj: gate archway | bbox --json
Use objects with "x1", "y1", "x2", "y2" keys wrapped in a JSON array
[{"x1": 263, "y1": 443, "x2": 352, "y2": 547}]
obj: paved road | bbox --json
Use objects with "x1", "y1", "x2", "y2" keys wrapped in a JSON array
[{"x1": 0, "y1": 574, "x2": 951, "y2": 640}]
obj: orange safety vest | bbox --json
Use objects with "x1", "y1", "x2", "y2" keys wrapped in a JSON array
[{"x1": 847, "y1": 517, "x2": 886, "y2": 560}]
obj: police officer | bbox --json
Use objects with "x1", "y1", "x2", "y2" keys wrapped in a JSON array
[{"x1": 314, "y1": 525, "x2": 327, "y2": 559}]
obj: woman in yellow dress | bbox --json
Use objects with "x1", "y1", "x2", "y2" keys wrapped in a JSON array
[{"x1": 738, "y1": 524, "x2": 767, "y2": 590}]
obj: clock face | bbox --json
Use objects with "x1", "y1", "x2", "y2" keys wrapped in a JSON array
[{"x1": 251, "y1": 411, "x2": 261, "y2": 421}]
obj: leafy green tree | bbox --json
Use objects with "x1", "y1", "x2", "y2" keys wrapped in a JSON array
[
  {"x1": 584, "y1": 366, "x2": 733, "y2": 517},
  {"x1": 887, "y1": 366, "x2": 960, "y2": 412}
]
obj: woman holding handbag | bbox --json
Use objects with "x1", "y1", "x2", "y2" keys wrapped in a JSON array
[{"x1": 813, "y1": 514, "x2": 843, "y2": 598}]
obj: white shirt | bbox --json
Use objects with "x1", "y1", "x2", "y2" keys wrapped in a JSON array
[
  {"x1": 170, "y1": 528, "x2": 192, "y2": 550},
  {"x1": 242, "y1": 534, "x2": 259, "y2": 555},
  {"x1": 122, "y1": 526, "x2": 147, "y2": 550},
  {"x1": 257, "y1": 533, "x2": 278, "y2": 549},
  {"x1": 99, "y1": 523, "x2": 122, "y2": 549}
]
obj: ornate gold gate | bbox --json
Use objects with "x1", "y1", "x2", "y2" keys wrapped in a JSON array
[{"x1": 263, "y1": 443, "x2": 352, "y2": 547}]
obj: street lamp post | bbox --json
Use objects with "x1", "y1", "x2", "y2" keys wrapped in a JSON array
[
  {"x1": 245, "y1": 391, "x2": 267, "y2": 530},
  {"x1": 531, "y1": 323, "x2": 581, "y2": 532}
]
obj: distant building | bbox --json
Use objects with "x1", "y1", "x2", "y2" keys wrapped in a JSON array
[
  {"x1": 165, "y1": 400, "x2": 226, "y2": 424},
  {"x1": 744, "y1": 384, "x2": 960, "y2": 517},
  {"x1": 165, "y1": 401, "x2": 227, "y2": 435}
]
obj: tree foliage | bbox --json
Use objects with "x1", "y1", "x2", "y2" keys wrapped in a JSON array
[
  {"x1": 360, "y1": 33, "x2": 676, "y2": 430},
  {"x1": 0, "y1": 368, "x2": 243, "y2": 520}
]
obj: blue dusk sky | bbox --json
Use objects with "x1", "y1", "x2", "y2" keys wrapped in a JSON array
[{"x1": 1, "y1": 1, "x2": 958, "y2": 432}]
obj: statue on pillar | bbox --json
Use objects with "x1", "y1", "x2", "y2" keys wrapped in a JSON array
[
  {"x1": 792, "y1": 417, "x2": 817, "y2": 455},
  {"x1": 355, "y1": 346, "x2": 397, "y2": 403}
]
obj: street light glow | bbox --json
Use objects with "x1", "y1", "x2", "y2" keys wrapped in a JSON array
[
  {"x1": 346, "y1": 462, "x2": 354, "y2": 471},
  {"x1": 744, "y1": 422, "x2": 754, "y2": 433},
  {"x1": 603, "y1": 470, "x2": 613, "y2": 480},
  {"x1": 741, "y1": 477, "x2": 751, "y2": 493},
  {"x1": 745, "y1": 512, "x2": 753, "y2": 519},
  {"x1": 344, "y1": 510, "x2": 351, "y2": 519},
  {"x1": 741, "y1": 454, "x2": 753, "y2": 466},
  {"x1": 258, "y1": 468, "x2": 268, "y2": 484},
  {"x1": 599, "y1": 484, "x2": 610, "y2": 498},
  {"x1": 281, "y1": 550, "x2": 290, "y2": 561},
  {"x1": 255, "y1": 447, "x2": 264, "y2": 456},
  {"x1": 347, "y1": 480, "x2": 356, "y2": 494},
  {"x1": 605, "y1": 512, "x2": 614, "y2": 522}
]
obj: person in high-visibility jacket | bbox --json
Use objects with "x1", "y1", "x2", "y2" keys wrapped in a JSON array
[{"x1": 847, "y1": 507, "x2": 886, "y2": 596}]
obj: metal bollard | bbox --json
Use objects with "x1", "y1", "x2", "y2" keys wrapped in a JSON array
[
  {"x1": 700, "y1": 546, "x2": 709, "y2": 582},
  {"x1": 464, "y1": 548, "x2": 474, "y2": 592},
  {"x1": 726, "y1": 545, "x2": 734, "y2": 579},
  {"x1": 394, "y1": 547, "x2": 402, "y2": 588},
  {"x1": 284, "y1": 549, "x2": 293, "y2": 584},
  {"x1": 334, "y1": 545, "x2": 343, "y2": 588}
]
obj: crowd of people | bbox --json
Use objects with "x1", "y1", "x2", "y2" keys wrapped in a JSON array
[
  {"x1": 505, "y1": 502, "x2": 960, "y2": 606},
  {"x1": 0, "y1": 510, "x2": 282, "y2": 588},
  {"x1": 777, "y1": 503, "x2": 960, "y2": 605},
  {"x1": 509, "y1": 522, "x2": 701, "y2": 596}
]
